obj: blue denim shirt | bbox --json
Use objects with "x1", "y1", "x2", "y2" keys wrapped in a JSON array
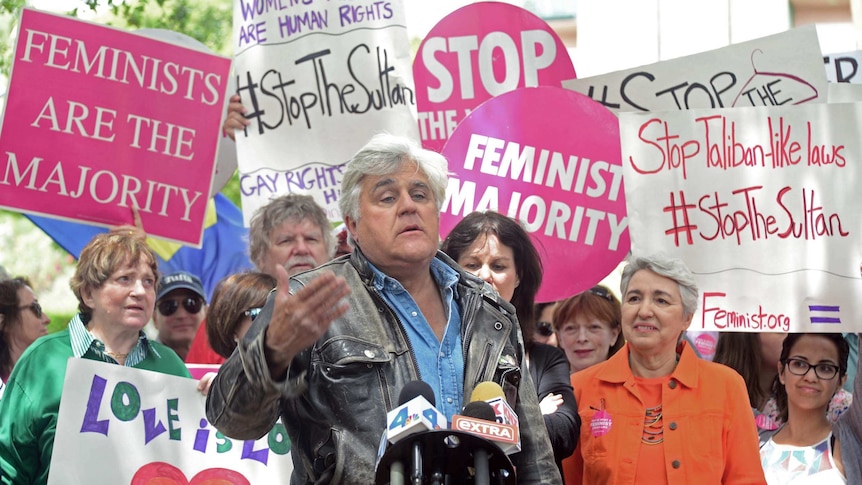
[{"x1": 369, "y1": 259, "x2": 464, "y2": 421}]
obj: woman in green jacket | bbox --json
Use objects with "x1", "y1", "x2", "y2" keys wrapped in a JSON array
[{"x1": 0, "y1": 231, "x2": 190, "y2": 485}]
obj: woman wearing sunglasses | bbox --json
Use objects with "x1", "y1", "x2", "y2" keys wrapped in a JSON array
[
  {"x1": 0, "y1": 277, "x2": 50, "y2": 399},
  {"x1": 206, "y1": 271, "x2": 276, "y2": 360},
  {"x1": 760, "y1": 333, "x2": 861, "y2": 484},
  {"x1": 0, "y1": 232, "x2": 191, "y2": 485},
  {"x1": 194, "y1": 272, "x2": 276, "y2": 395}
]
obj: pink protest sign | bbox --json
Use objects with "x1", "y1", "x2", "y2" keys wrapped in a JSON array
[
  {"x1": 414, "y1": 1, "x2": 576, "y2": 153},
  {"x1": 0, "y1": 9, "x2": 232, "y2": 246},
  {"x1": 440, "y1": 86, "x2": 629, "y2": 302}
]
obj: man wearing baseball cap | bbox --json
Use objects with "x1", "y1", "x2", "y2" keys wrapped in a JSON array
[{"x1": 154, "y1": 271, "x2": 207, "y2": 361}]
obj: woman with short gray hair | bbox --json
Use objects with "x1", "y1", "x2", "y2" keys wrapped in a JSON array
[{"x1": 565, "y1": 253, "x2": 765, "y2": 484}]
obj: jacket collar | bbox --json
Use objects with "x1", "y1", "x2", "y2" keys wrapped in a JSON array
[
  {"x1": 348, "y1": 246, "x2": 516, "y2": 315},
  {"x1": 596, "y1": 340, "x2": 700, "y2": 389},
  {"x1": 350, "y1": 247, "x2": 494, "y2": 292}
]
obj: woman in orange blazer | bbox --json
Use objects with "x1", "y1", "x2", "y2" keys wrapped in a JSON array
[{"x1": 563, "y1": 253, "x2": 765, "y2": 485}]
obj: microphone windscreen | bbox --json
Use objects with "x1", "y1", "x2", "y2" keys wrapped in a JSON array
[
  {"x1": 470, "y1": 381, "x2": 505, "y2": 402},
  {"x1": 398, "y1": 380, "x2": 436, "y2": 406},
  {"x1": 461, "y1": 401, "x2": 497, "y2": 422}
]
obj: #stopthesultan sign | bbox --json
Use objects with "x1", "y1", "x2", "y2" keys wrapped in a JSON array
[{"x1": 620, "y1": 102, "x2": 862, "y2": 333}]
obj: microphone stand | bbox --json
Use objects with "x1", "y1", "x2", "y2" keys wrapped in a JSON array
[{"x1": 411, "y1": 441, "x2": 423, "y2": 485}]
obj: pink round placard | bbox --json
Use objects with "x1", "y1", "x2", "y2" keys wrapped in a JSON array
[
  {"x1": 440, "y1": 86, "x2": 629, "y2": 302},
  {"x1": 414, "y1": 1, "x2": 576, "y2": 153}
]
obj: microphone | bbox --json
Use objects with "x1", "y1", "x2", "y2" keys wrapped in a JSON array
[
  {"x1": 375, "y1": 382, "x2": 517, "y2": 485},
  {"x1": 451, "y1": 401, "x2": 519, "y2": 454},
  {"x1": 456, "y1": 401, "x2": 498, "y2": 485},
  {"x1": 467, "y1": 382, "x2": 521, "y2": 455},
  {"x1": 386, "y1": 381, "x2": 446, "y2": 444},
  {"x1": 462, "y1": 401, "x2": 497, "y2": 421},
  {"x1": 381, "y1": 381, "x2": 446, "y2": 485}
]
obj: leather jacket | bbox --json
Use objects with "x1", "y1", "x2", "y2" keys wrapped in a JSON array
[{"x1": 206, "y1": 249, "x2": 561, "y2": 484}]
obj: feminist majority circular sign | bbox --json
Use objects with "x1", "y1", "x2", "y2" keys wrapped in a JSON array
[{"x1": 440, "y1": 86, "x2": 629, "y2": 302}]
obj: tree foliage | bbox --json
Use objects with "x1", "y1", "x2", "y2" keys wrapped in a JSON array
[
  {"x1": 0, "y1": 0, "x2": 233, "y2": 76},
  {"x1": 78, "y1": 0, "x2": 233, "y2": 55}
]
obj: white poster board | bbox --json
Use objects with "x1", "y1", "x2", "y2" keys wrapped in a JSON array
[
  {"x1": 231, "y1": 0, "x2": 419, "y2": 224},
  {"x1": 563, "y1": 26, "x2": 826, "y2": 113},
  {"x1": 828, "y1": 83, "x2": 862, "y2": 103},
  {"x1": 49, "y1": 359, "x2": 292, "y2": 484},
  {"x1": 620, "y1": 102, "x2": 862, "y2": 333},
  {"x1": 824, "y1": 49, "x2": 862, "y2": 84}
]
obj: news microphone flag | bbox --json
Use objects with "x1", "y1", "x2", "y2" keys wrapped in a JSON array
[
  {"x1": 386, "y1": 381, "x2": 446, "y2": 445},
  {"x1": 375, "y1": 387, "x2": 517, "y2": 484},
  {"x1": 469, "y1": 382, "x2": 521, "y2": 454},
  {"x1": 451, "y1": 401, "x2": 519, "y2": 455}
]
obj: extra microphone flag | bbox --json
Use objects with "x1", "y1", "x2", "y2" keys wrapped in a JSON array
[{"x1": 468, "y1": 381, "x2": 521, "y2": 454}]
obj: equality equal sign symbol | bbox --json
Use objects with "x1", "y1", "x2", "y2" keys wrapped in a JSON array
[{"x1": 809, "y1": 305, "x2": 841, "y2": 325}]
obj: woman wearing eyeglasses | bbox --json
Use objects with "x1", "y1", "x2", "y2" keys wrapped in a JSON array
[
  {"x1": 760, "y1": 333, "x2": 860, "y2": 484},
  {"x1": 553, "y1": 285, "x2": 624, "y2": 374},
  {"x1": 0, "y1": 277, "x2": 50, "y2": 398},
  {"x1": 0, "y1": 232, "x2": 191, "y2": 485},
  {"x1": 441, "y1": 210, "x2": 579, "y2": 478}
]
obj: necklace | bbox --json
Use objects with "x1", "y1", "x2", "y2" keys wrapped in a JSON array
[
  {"x1": 641, "y1": 404, "x2": 664, "y2": 445},
  {"x1": 106, "y1": 351, "x2": 128, "y2": 361}
]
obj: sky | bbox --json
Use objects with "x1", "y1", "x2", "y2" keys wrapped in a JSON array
[{"x1": 404, "y1": 0, "x2": 526, "y2": 39}]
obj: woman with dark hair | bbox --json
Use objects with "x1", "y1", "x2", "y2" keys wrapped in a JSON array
[
  {"x1": 553, "y1": 285, "x2": 623, "y2": 374},
  {"x1": 714, "y1": 333, "x2": 784, "y2": 413},
  {"x1": 715, "y1": 332, "x2": 851, "y2": 433},
  {"x1": 0, "y1": 232, "x2": 191, "y2": 484},
  {"x1": 206, "y1": 272, "x2": 277, "y2": 359},
  {"x1": 534, "y1": 300, "x2": 559, "y2": 347},
  {"x1": 760, "y1": 333, "x2": 859, "y2": 484},
  {"x1": 195, "y1": 272, "x2": 278, "y2": 395},
  {"x1": 0, "y1": 277, "x2": 50, "y2": 396},
  {"x1": 441, "y1": 210, "x2": 579, "y2": 476}
]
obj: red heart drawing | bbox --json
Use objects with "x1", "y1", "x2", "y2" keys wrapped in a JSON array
[{"x1": 131, "y1": 462, "x2": 251, "y2": 485}]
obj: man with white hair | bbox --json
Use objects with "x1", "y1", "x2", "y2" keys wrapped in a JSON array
[{"x1": 207, "y1": 134, "x2": 560, "y2": 484}]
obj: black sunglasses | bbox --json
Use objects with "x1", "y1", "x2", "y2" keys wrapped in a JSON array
[
  {"x1": 244, "y1": 307, "x2": 262, "y2": 321},
  {"x1": 157, "y1": 297, "x2": 203, "y2": 316},
  {"x1": 588, "y1": 286, "x2": 613, "y2": 302},
  {"x1": 19, "y1": 301, "x2": 43, "y2": 319},
  {"x1": 536, "y1": 321, "x2": 554, "y2": 337}
]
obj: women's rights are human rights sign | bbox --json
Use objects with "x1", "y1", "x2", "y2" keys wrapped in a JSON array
[{"x1": 440, "y1": 87, "x2": 629, "y2": 302}]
